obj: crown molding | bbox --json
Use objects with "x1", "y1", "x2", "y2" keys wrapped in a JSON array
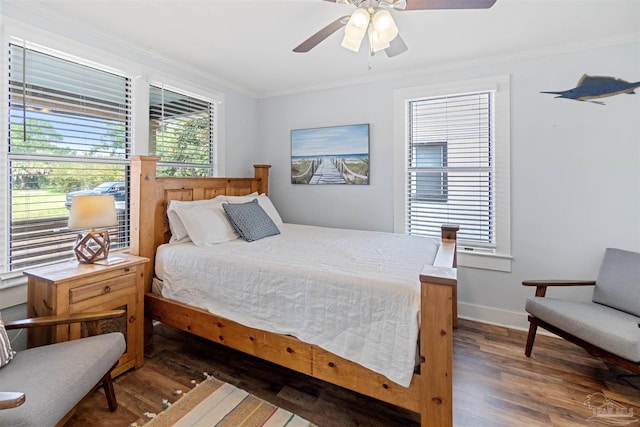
[{"x1": 257, "y1": 32, "x2": 640, "y2": 99}]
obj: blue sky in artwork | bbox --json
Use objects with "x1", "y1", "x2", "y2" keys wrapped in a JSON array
[{"x1": 291, "y1": 124, "x2": 369, "y2": 157}]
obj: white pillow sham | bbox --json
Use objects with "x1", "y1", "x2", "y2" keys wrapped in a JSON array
[
  {"x1": 174, "y1": 198, "x2": 239, "y2": 247},
  {"x1": 167, "y1": 198, "x2": 217, "y2": 243}
]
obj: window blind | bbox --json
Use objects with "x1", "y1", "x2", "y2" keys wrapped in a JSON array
[
  {"x1": 406, "y1": 91, "x2": 495, "y2": 248},
  {"x1": 5, "y1": 42, "x2": 131, "y2": 272},
  {"x1": 149, "y1": 85, "x2": 215, "y2": 177}
]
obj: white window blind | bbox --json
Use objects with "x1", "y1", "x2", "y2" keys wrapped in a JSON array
[
  {"x1": 406, "y1": 91, "x2": 495, "y2": 249},
  {"x1": 149, "y1": 84, "x2": 216, "y2": 177},
  {"x1": 5, "y1": 42, "x2": 131, "y2": 272}
]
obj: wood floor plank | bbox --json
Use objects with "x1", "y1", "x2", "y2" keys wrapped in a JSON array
[{"x1": 65, "y1": 319, "x2": 640, "y2": 426}]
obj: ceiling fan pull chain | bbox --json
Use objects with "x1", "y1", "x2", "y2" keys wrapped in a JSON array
[{"x1": 368, "y1": 26, "x2": 374, "y2": 70}]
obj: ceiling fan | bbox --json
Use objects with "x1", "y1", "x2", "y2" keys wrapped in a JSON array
[{"x1": 293, "y1": 0, "x2": 497, "y2": 58}]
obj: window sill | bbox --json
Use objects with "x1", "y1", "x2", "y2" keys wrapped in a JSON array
[{"x1": 458, "y1": 250, "x2": 512, "y2": 272}]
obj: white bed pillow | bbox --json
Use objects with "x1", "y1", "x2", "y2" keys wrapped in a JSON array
[
  {"x1": 174, "y1": 198, "x2": 239, "y2": 247},
  {"x1": 167, "y1": 198, "x2": 217, "y2": 243},
  {"x1": 221, "y1": 192, "x2": 259, "y2": 201},
  {"x1": 217, "y1": 193, "x2": 283, "y2": 226},
  {"x1": 257, "y1": 194, "x2": 283, "y2": 226}
]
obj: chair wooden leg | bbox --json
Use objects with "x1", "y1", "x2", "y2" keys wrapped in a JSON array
[
  {"x1": 525, "y1": 317, "x2": 538, "y2": 357},
  {"x1": 101, "y1": 370, "x2": 118, "y2": 412}
]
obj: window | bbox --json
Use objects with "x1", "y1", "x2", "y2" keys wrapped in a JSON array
[
  {"x1": 407, "y1": 92, "x2": 492, "y2": 242},
  {"x1": 411, "y1": 141, "x2": 448, "y2": 203},
  {"x1": 395, "y1": 76, "x2": 511, "y2": 271},
  {"x1": 149, "y1": 84, "x2": 216, "y2": 177},
  {"x1": 5, "y1": 41, "x2": 131, "y2": 272}
]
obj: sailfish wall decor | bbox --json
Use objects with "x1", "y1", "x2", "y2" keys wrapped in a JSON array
[{"x1": 541, "y1": 74, "x2": 640, "y2": 105}]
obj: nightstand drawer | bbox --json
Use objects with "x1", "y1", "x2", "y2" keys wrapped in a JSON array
[{"x1": 69, "y1": 273, "x2": 136, "y2": 304}]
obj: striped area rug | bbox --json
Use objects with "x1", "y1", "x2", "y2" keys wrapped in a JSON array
[{"x1": 144, "y1": 376, "x2": 316, "y2": 427}]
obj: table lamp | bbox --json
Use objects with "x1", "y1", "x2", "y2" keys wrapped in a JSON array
[{"x1": 68, "y1": 195, "x2": 118, "y2": 263}]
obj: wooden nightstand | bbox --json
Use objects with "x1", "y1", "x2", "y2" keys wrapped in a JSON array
[{"x1": 24, "y1": 253, "x2": 149, "y2": 377}]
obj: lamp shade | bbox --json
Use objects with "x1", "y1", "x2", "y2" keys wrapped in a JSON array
[{"x1": 68, "y1": 195, "x2": 117, "y2": 229}]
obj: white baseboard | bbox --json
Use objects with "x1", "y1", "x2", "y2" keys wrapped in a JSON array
[
  {"x1": 457, "y1": 301, "x2": 557, "y2": 337},
  {"x1": 0, "y1": 282, "x2": 27, "y2": 310}
]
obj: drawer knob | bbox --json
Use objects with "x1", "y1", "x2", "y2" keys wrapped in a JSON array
[
  {"x1": 128, "y1": 315, "x2": 136, "y2": 323},
  {"x1": 103, "y1": 285, "x2": 111, "y2": 294}
]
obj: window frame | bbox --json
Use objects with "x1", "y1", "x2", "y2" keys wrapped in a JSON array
[
  {"x1": 0, "y1": 41, "x2": 133, "y2": 274},
  {"x1": 393, "y1": 75, "x2": 512, "y2": 272},
  {"x1": 148, "y1": 82, "x2": 218, "y2": 177}
]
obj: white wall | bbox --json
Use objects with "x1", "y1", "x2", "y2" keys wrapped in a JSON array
[{"x1": 258, "y1": 39, "x2": 640, "y2": 330}]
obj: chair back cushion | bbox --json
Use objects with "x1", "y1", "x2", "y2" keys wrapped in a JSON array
[{"x1": 592, "y1": 248, "x2": 640, "y2": 317}]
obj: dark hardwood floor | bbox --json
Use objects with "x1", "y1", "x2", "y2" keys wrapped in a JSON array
[{"x1": 67, "y1": 319, "x2": 640, "y2": 426}]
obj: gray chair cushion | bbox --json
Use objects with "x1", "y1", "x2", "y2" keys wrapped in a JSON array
[
  {"x1": 526, "y1": 297, "x2": 640, "y2": 362},
  {"x1": 0, "y1": 332, "x2": 125, "y2": 427},
  {"x1": 592, "y1": 248, "x2": 640, "y2": 317}
]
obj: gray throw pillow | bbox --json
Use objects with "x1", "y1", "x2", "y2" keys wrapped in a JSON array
[
  {"x1": 0, "y1": 313, "x2": 16, "y2": 368},
  {"x1": 222, "y1": 199, "x2": 280, "y2": 242},
  {"x1": 592, "y1": 248, "x2": 640, "y2": 317}
]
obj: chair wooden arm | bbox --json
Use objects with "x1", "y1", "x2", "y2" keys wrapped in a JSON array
[
  {"x1": 4, "y1": 310, "x2": 126, "y2": 336},
  {"x1": 522, "y1": 280, "x2": 596, "y2": 297},
  {"x1": 0, "y1": 392, "x2": 26, "y2": 410}
]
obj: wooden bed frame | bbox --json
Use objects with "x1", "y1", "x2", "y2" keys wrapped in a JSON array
[{"x1": 129, "y1": 155, "x2": 458, "y2": 427}]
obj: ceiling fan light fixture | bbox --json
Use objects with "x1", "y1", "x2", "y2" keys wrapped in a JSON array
[
  {"x1": 295, "y1": 0, "x2": 497, "y2": 56},
  {"x1": 341, "y1": 33, "x2": 364, "y2": 52},
  {"x1": 346, "y1": 7, "x2": 370, "y2": 33},
  {"x1": 372, "y1": 9, "x2": 398, "y2": 44},
  {"x1": 341, "y1": 8, "x2": 370, "y2": 52},
  {"x1": 369, "y1": 28, "x2": 391, "y2": 52}
]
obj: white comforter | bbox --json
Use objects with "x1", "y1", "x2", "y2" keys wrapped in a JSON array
[{"x1": 155, "y1": 223, "x2": 439, "y2": 387}]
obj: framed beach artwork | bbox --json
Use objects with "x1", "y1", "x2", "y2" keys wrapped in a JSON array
[{"x1": 291, "y1": 123, "x2": 370, "y2": 185}]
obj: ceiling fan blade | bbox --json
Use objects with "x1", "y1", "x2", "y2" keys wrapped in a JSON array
[
  {"x1": 293, "y1": 16, "x2": 350, "y2": 53},
  {"x1": 403, "y1": 0, "x2": 497, "y2": 10},
  {"x1": 385, "y1": 35, "x2": 408, "y2": 57}
]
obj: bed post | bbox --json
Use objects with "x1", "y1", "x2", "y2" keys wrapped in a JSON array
[
  {"x1": 130, "y1": 156, "x2": 160, "y2": 345},
  {"x1": 254, "y1": 164, "x2": 271, "y2": 195},
  {"x1": 130, "y1": 156, "x2": 159, "y2": 294},
  {"x1": 419, "y1": 225, "x2": 458, "y2": 427}
]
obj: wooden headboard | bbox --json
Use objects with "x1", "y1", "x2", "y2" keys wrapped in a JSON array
[{"x1": 129, "y1": 156, "x2": 271, "y2": 292}]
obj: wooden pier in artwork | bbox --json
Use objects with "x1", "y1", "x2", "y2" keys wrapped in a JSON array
[{"x1": 309, "y1": 158, "x2": 346, "y2": 184}]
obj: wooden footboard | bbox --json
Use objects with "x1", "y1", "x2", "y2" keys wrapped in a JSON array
[{"x1": 130, "y1": 156, "x2": 457, "y2": 427}]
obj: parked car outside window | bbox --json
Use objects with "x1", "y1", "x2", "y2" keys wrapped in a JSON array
[{"x1": 65, "y1": 182, "x2": 126, "y2": 210}]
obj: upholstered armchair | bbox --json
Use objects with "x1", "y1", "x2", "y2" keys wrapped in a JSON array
[
  {"x1": 0, "y1": 310, "x2": 126, "y2": 427},
  {"x1": 523, "y1": 248, "x2": 640, "y2": 376}
]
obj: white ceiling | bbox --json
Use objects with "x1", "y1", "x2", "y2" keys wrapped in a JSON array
[{"x1": 15, "y1": 0, "x2": 640, "y2": 97}]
